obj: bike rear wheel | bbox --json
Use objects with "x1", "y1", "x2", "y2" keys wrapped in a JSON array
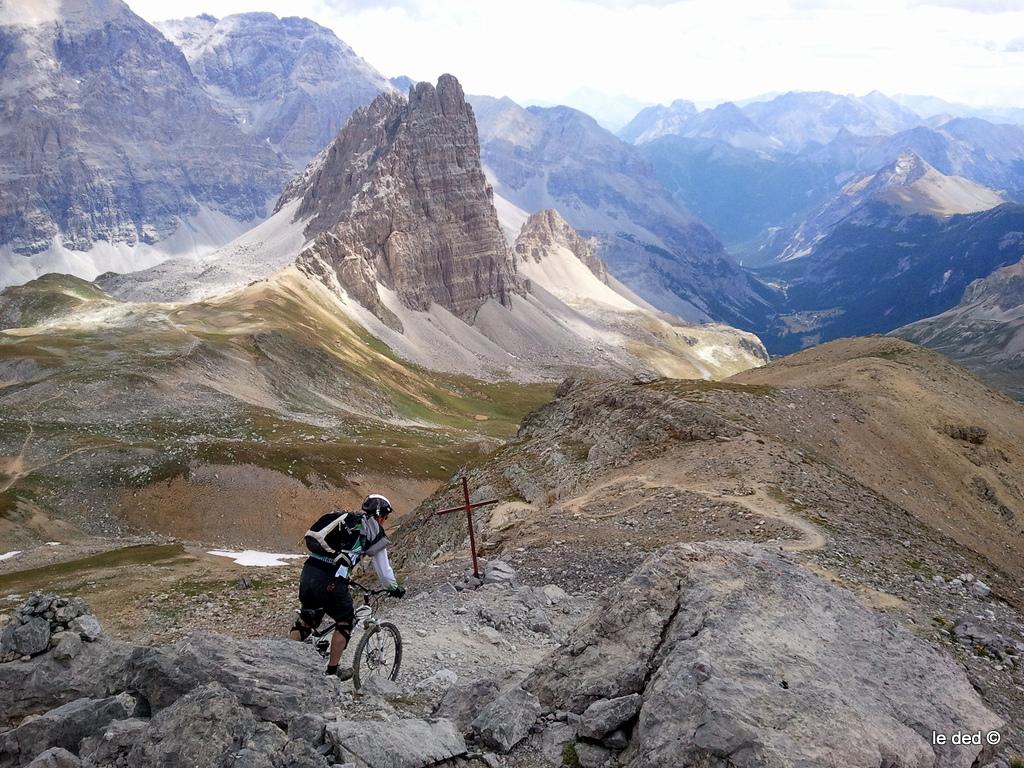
[{"x1": 352, "y1": 622, "x2": 403, "y2": 689}]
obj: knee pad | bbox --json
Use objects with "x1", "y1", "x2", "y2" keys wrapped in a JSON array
[
  {"x1": 292, "y1": 620, "x2": 312, "y2": 641},
  {"x1": 335, "y1": 621, "x2": 353, "y2": 641}
]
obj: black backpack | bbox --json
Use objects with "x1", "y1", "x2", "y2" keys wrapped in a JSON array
[{"x1": 304, "y1": 512, "x2": 363, "y2": 563}]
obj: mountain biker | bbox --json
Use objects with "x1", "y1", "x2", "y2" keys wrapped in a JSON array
[{"x1": 289, "y1": 493, "x2": 406, "y2": 678}]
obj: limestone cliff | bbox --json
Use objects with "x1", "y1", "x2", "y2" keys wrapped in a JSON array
[{"x1": 280, "y1": 75, "x2": 521, "y2": 327}]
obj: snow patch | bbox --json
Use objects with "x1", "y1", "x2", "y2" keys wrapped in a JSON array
[
  {"x1": 0, "y1": 551, "x2": 22, "y2": 562},
  {"x1": 207, "y1": 550, "x2": 303, "y2": 567}
]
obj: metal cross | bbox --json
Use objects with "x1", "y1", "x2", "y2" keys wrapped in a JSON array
[{"x1": 435, "y1": 476, "x2": 499, "y2": 578}]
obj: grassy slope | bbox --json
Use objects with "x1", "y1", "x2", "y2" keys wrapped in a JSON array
[{"x1": 0, "y1": 270, "x2": 553, "y2": 545}]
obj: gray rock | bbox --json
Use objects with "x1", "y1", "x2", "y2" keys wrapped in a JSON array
[
  {"x1": 953, "y1": 618, "x2": 1016, "y2": 659},
  {"x1": 471, "y1": 686, "x2": 541, "y2": 754},
  {"x1": 290, "y1": 713, "x2": 327, "y2": 745},
  {"x1": 416, "y1": 669, "x2": 458, "y2": 690},
  {"x1": 127, "y1": 682, "x2": 257, "y2": 767},
  {"x1": 77, "y1": 718, "x2": 149, "y2": 766},
  {"x1": 0, "y1": 638, "x2": 134, "y2": 727},
  {"x1": 574, "y1": 741, "x2": 613, "y2": 768},
  {"x1": 532, "y1": 723, "x2": 576, "y2": 767},
  {"x1": 527, "y1": 608, "x2": 553, "y2": 636},
  {"x1": 358, "y1": 675, "x2": 405, "y2": 699},
  {"x1": 579, "y1": 694, "x2": 641, "y2": 740},
  {"x1": 125, "y1": 632, "x2": 338, "y2": 722},
  {"x1": 326, "y1": 718, "x2": 466, "y2": 768},
  {"x1": 482, "y1": 560, "x2": 517, "y2": 587},
  {"x1": 435, "y1": 677, "x2": 501, "y2": 730},
  {"x1": 13, "y1": 618, "x2": 51, "y2": 657},
  {"x1": 0, "y1": 693, "x2": 135, "y2": 766},
  {"x1": 541, "y1": 585, "x2": 570, "y2": 605},
  {"x1": 528, "y1": 543, "x2": 1003, "y2": 768},
  {"x1": 24, "y1": 748, "x2": 80, "y2": 768},
  {"x1": 478, "y1": 627, "x2": 504, "y2": 646},
  {"x1": 602, "y1": 729, "x2": 629, "y2": 750},
  {"x1": 51, "y1": 633, "x2": 82, "y2": 663},
  {"x1": 68, "y1": 616, "x2": 102, "y2": 643},
  {"x1": 972, "y1": 581, "x2": 991, "y2": 599}
]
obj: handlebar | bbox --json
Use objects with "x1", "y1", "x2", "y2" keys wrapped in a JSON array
[{"x1": 348, "y1": 580, "x2": 389, "y2": 597}]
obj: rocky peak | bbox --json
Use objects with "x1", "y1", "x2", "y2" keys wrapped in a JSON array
[
  {"x1": 512, "y1": 209, "x2": 607, "y2": 282},
  {"x1": 282, "y1": 74, "x2": 521, "y2": 327},
  {"x1": 871, "y1": 151, "x2": 931, "y2": 188},
  {"x1": 961, "y1": 256, "x2": 1024, "y2": 310}
]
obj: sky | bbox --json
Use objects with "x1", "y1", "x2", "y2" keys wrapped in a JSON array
[{"x1": 127, "y1": 0, "x2": 1024, "y2": 121}]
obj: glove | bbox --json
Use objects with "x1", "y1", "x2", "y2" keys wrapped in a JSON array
[{"x1": 387, "y1": 585, "x2": 406, "y2": 599}]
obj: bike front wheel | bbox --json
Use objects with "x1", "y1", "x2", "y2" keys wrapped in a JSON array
[{"x1": 352, "y1": 621, "x2": 403, "y2": 689}]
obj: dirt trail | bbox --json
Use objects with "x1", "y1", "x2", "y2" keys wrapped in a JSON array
[{"x1": 561, "y1": 469, "x2": 827, "y2": 554}]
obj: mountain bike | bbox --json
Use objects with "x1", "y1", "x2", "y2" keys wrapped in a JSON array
[{"x1": 301, "y1": 580, "x2": 403, "y2": 689}]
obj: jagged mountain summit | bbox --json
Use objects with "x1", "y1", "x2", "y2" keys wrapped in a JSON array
[
  {"x1": 897, "y1": 257, "x2": 1024, "y2": 400},
  {"x1": 777, "y1": 152, "x2": 1005, "y2": 262},
  {"x1": 468, "y1": 94, "x2": 777, "y2": 328},
  {"x1": 281, "y1": 75, "x2": 520, "y2": 328},
  {"x1": 0, "y1": 0, "x2": 290, "y2": 288},
  {"x1": 158, "y1": 12, "x2": 393, "y2": 168}
]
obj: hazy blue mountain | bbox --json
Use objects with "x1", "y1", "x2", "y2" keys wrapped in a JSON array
[
  {"x1": 771, "y1": 152, "x2": 1005, "y2": 263},
  {"x1": 638, "y1": 137, "x2": 839, "y2": 253},
  {"x1": 893, "y1": 94, "x2": 1024, "y2": 126},
  {"x1": 742, "y1": 90, "x2": 921, "y2": 152},
  {"x1": 809, "y1": 119, "x2": 1024, "y2": 200},
  {"x1": 618, "y1": 99, "x2": 699, "y2": 144},
  {"x1": 527, "y1": 87, "x2": 654, "y2": 133}
]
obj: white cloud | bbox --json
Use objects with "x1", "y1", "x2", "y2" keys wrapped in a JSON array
[
  {"x1": 127, "y1": 0, "x2": 1024, "y2": 109},
  {"x1": 912, "y1": 0, "x2": 1024, "y2": 12}
]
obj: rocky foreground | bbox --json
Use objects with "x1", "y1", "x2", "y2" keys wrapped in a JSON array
[{"x1": 0, "y1": 542, "x2": 1014, "y2": 768}]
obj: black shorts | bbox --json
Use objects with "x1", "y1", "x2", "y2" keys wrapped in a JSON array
[{"x1": 298, "y1": 560, "x2": 354, "y2": 633}]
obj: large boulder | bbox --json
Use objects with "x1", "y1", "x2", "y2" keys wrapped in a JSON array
[
  {"x1": 126, "y1": 682, "x2": 258, "y2": 767},
  {"x1": 527, "y1": 543, "x2": 1003, "y2": 768},
  {"x1": 470, "y1": 686, "x2": 541, "y2": 753},
  {"x1": 578, "y1": 694, "x2": 641, "y2": 740},
  {"x1": 434, "y1": 677, "x2": 501, "y2": 730},
  {"x1": 326, "y1": 718, "x2": 466, "y2": 768},
  {"x1": 0, "y1": 693, "x2": 136, "y2": 767},
  {"x1": 0, "y1": 639, "x2": 134, "y2": 727},
  {"x1": 23, "y1": 750, "x2": 79, "y2": 768},
  {"x1": 124, "y1": 632, "x2": 338, "y2": 722}
]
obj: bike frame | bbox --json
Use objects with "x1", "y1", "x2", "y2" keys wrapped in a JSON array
[{"x1": 306, "y1": 579, "x2": 387, "y2": 640}]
